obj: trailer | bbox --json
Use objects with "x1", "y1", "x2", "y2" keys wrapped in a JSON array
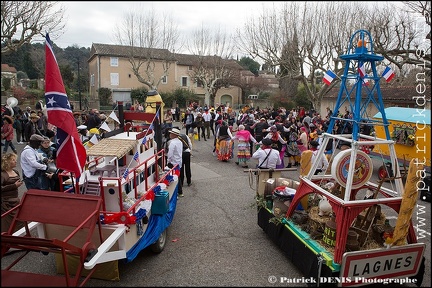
[
  {"x1": 1, "y1": 101, "x2": 180, "y2": 286},
  {"x1": 248, "y1": 30, "x2": 426, "y2": 287}
]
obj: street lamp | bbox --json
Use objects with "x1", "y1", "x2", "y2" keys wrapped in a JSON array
[{"x1": 77, "y1": 59, "x2": 82, "y2": 110}]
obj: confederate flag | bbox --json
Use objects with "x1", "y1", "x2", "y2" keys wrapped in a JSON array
[{"x1": 45, "y1": 33, "x2": 86, "y2": 178}]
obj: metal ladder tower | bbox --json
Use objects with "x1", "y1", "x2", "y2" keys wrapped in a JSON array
[{"x1": 327, "y1": 29, "x2": 391, "y2": 141}]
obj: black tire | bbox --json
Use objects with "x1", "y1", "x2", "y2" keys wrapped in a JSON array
[{"x1": 150, "y1": 229, "x2": 167, "y2": 253}]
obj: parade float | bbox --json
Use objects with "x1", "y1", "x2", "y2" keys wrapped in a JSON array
[
  {"x1": 1, "y1": 99, "x2": 179, "y2": 286},
  {"x1": 248, "y1": 30, "x2": 426, "y2": 287}
]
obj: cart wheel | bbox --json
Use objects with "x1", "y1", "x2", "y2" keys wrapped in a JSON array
[
  {"x1": 150, "y1": 229, "x2": 167, "y2": 253},
  {"x1": 377, "y1": 165, "x2": 388, "y2": 181}
]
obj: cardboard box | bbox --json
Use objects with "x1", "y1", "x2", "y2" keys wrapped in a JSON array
[{"x1": 55, "y1": 254, "x2": 119, "y2": 281}]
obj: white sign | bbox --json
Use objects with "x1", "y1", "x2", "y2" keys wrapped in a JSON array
[{"x1": 339, "y1": 243, "x2": 425, "y2": 287}]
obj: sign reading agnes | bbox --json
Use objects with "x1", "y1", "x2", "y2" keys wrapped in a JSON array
[{"x1": 340, "y1": 244, "x2": 425, "y2": 287}]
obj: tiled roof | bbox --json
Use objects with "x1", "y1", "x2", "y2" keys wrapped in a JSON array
[
  {"x1": 1, "y1": 64, "x2": 17, "y2": 73},
  {"x1": 90, "y1": 43, "x2": 172, "y2": 61},
  {"x1": 89, "y1": 43, "x2": 244, "y2": 69}
]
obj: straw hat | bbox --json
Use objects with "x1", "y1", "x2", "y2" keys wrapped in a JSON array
[
  {"x1": 169, "y1": 128, "x2": 181, "y2": 136},
  {"x1": 3, "y1": 115, "x2": 13, "y2": 124},
  {"x1": 29, "y1": 113, "x2": 40, "y2": 120}
]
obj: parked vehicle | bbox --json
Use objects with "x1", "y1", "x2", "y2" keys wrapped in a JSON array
[{"x1": 371, "y1": 107, "x2": 431, "y2": 201}]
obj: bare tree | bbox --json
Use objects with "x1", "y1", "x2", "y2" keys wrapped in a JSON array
[
  {"x1": 1, "y1": 1, "x2": 66, "y2": 55},
  {"x1": 236, "y1": 2, "x2": 367, "y2": 111},
  {"x1": 186, "y1": 25, "x2": 238, "y2": 106},
  {"x1": 114, "y1": 6, "x2": 180, "y2": 90},
  {"x1": 236, "y1": 2, "x2": 430, "y2": 111}
]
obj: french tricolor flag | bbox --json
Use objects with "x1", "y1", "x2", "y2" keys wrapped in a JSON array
[
  {"x1": 323, "y1": 70, "x2": 337, "y2": 86},
  {"x1": 358, "y1": 63, "x2": 366, "y2": 78},
  {"x1": 382, "y1": 66, "x2": 395, "y2": 82}
]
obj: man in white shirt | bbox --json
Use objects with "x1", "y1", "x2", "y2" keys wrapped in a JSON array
[
  {"x1": 20, "y1": 134, "x2": 48, "y2": 189},
  {"x1": 167, "y1": 128, "x2": 184, "y2": 197},
  {"x1": 202, "y1": 108, "x2": 212, "y2": 139},
  {"x1": 252, "y1": 138, "x2": 281, "y2": 169}
]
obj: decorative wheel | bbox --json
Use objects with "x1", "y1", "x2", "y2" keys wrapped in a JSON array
[
  {"x1": 150, "y1": 229, "x2": 167, "y2": 253},
  {"x1": 331, "y1": 149, "x2": 373, "y2": 189}
]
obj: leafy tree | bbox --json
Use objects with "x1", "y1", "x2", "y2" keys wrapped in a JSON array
[
  {"x1": 2, "y1": 78, "x2": 11, "y2": 90},
  {"x1": 161, "y1": 88, "x2": 196, "y2": 108},
  {"x1": 238, "y1": 56, "x2": 260, "y2": 76},
  {"x1": 59, "y1": 64, "x2": 74, "y2": 88},
  {"x1": 16, "y1": 71, "x2": 28, "y2": 81},
  {"x1": 98, "y1": 87, "x2": 112, "y2": 106},
  {"x1": 131, "y1": 87, "x2": 148, "y2": 104},
  {"x1": 22, "y1": 49, "x2": 39, "y2": 79}
]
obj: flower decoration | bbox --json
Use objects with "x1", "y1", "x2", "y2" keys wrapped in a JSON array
[
  {"x1": 134, "y1": 208, "x2": 147, "y2": 221},
  {"x1": 166, "y1": 174, "x2": 174, "y2": 184},
  {"x1": 145, "y1": 190, "x2": 155, "y2": 201},
  {"x1": 152, "y1": 185, "x2": 161, "y2": 194},
  {"x1": 408, "y1": 134, "x2": 415, "y2": 141},
  {"x1": 174, "y1": 166, "x2": 181, "y2": 176}
]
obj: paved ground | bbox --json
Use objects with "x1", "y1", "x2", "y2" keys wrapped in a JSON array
[{"x1": 2, "y1": 123, "x2": 430, "y2": 287}]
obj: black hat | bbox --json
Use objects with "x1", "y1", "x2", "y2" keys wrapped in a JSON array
[
  {"x1": 309, "y1": 140, "x2": 319, "y2": 147},
  {"x1": 262, "y1": 138, "x2": 272, "y2": 146}
]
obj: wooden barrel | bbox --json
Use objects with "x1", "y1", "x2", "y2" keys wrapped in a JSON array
[{"x1": 322, "y1": 218, "x2": 336, "y2": 247}]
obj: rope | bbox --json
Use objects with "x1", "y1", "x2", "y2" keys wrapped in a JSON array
[{"x1": 248, "y1": 168, "x2": 256, "y2": 190}]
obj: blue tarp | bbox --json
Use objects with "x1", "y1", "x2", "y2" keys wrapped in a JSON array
[
  {"x1": 374, "y1": 107, "x2": 431, "y2": 125},
  {"x1": 125, "y1": 184, "x2": 178, "y2": 262}
]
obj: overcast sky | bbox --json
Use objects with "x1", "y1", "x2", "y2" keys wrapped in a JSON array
[{"x1": 50, "y1": 1, "x2": 283, "y2": 51}]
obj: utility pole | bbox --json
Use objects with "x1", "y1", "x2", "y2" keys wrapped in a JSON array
[{"x1": 77, "y1": 59, "x2": 82, "y2": 110}]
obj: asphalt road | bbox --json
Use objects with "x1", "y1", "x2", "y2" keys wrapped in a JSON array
[{"x1": 2, "y1": 126, "x2": 431, "y2": 287}]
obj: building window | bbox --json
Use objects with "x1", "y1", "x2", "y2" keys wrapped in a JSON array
[
  {"x1": 181, "y1": 76, "x2": 188, "y2": 87},
  {"x1": 110, "y1": 73, "x2": 119, "y2": 86},
  {"x1": 110, "y1": 57, "x2": 119, "y2": 67},
  {"x1": 188, "y1": 66, "x2": 193, "y2": 71},
  {"x1": 196, "y1": 79, "x2": 203, "y2": 88},
  {"x1": 162, "y1": 75, "x2": 167, "y2": 84},
  {"x1": 90, "y1": 74, "x2": 95, "y2": 87}
]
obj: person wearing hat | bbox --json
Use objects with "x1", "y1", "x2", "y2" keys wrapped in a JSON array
[
  {"x1": 23, "y1": 112, "x2": 42, "y2": 143},
  {"x1": 176, "y1": 127, "x2": 193, "y2": 187},
  {"x1": 37, "y1": 136, "x2": 58, "y2": 190},
  {"x1": 2, "y1": 115, "x2": 18, "y2": 154},
  {"x1": 309, "y1": 140, "x2": 329, "y2": 175},
  {"x1": 20, "y1": 134, "x2": 48, "y2": 189},
  {"x1": 166, "y1": 128, "x2": 184, "y2": 197},
  {"x1": 252, "y1": 138, "x2": 281, "y2": 169},
  {"x1": 262, "y1": 125, "x2": 287, "y2": 169},
  {"x1": 202, "y1": 107, "x2": 212, "y2": 139},
  {"x1": 285, "y1": 124, "x2": 301, "y2": 168},
  {"x1": 73, "y1": 112, "x2": 82, "y2": 127},
  {"x1": 250, "y1": 117, "x2": 269, "y2": 151}
]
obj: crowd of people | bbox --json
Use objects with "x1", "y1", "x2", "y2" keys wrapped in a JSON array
[
  {"x1": 2, "y1": 100, "x2": 365, "y2": 231},
  {"x1": 160, "y1": 102, "x2": 361, "y2": 200},
  {"x1": 168, "y1": 103, "x2": 358, "y2": 174}
]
